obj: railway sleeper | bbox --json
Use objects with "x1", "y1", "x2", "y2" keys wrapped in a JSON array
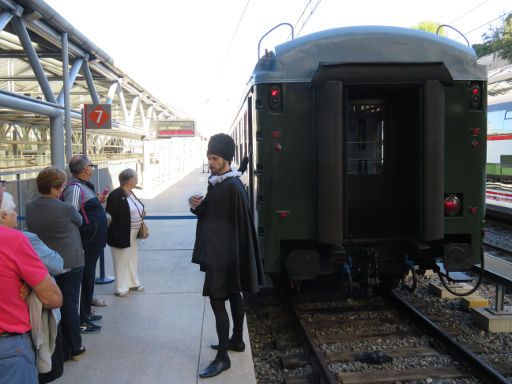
[
  {"x1": 336, "y1": 366, "x2": 467, "y2": 384},
  {"x1": 315, "y1": 330, "x2": 412, "y2": 344},
  {"x1": 280, "y1": 352, "x2": 310, "y2": 369},
  {"x1": 324, "y1": 346, "x2": 440, "y2": 363},
  {"x1": 284, "y1": 375, "x2": 318, "y2": 384}
]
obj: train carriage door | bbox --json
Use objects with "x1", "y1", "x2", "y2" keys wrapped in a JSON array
[
  {"x1": 316, "y1": 81, "x2": 344, "y2": 245},
  {"x1": 345, "y1": 85, "x2": 421, "y2": 239}
]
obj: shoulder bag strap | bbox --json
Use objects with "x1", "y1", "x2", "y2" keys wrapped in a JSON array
[
  {"x1": 128, "y1": 194, "x2": 144, "y2": 220},
  {"x1": 61, "y1": 182, "x2": 90, "y2": 224}
]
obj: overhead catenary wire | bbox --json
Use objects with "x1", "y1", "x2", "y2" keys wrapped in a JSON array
[
  {"x1": 465, "y1": 10, "x2": 512, "y2": 35},
  {"x1": 296, "y1": 0, "x2": 322, "y2": 37},
  {"x1": 215, "y1": 0, "x2": 251, "y2": 78},
  {"x1": 454, "y1": 10, "x2": 512, "y2": 41},
  {"x1": 448, "y1": 0, "x2": 490, "y2": 25},
  {"x1": 287, "y1": 0, "x2": 322, "y2": 40}
]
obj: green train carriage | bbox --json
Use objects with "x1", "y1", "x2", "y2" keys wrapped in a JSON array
[{"x1": 229, "y1": 26, "x2": 487, "y2": 289}]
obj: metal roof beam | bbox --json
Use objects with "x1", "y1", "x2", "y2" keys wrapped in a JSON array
[
  {"x1": 0, "y1": 89, "x2": 59, "y2": 116},
  {"x1": 0, "y1": 10, "x2": 13, "y2": 32},
  {"x1": 0, "y1": 50, "x2": 61, "y2": 58},
  {"x1": 56, "y1": 57, "x2": 82, "y2": 104},
  {"x1": 10, "y1": 15, "x2": 55, "y2": 103},
  {"x1": 81, "y1": 59, "x2": 99, "y2": 104},
  {"x1": 105, "y1": 81, "x2": 118, "y2": 104}
]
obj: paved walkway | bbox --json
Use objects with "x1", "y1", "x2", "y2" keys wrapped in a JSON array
[{"x1": 54, "y1": 168, "x2": 256, "y2": 384}]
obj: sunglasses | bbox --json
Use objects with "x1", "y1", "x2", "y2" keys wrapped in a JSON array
[{"x1": 0, "y1": 180, "x2": 6, "y2": 187}]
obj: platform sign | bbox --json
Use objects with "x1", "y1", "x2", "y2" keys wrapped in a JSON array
[
  {"x1": 157, "y1": 120, "x2": 195, "y2": 137},
  {"x1": 84, "y1": 104, "x2": 112, "y2": 129}
]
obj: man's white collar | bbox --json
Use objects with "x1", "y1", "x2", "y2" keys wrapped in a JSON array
[{"x1": 208, "y1": 170, "x2": 241, "y2": 185}]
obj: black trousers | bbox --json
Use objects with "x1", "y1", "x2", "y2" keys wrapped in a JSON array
[
  {"x1": 80, "y1": 248, "x2": 102, "y2": 324},
  {"x1": 55, "y1": 267, "x2": 83, "y2": 354}
]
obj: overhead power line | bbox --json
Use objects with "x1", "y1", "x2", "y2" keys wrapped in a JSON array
[
  {"x1": 463, "y1": 10, "x2": 512, "y2": 36},
  {"x1": 449, "y1": 0, "x2": 490, "y2": 25},
  {"x1": 288, "y1": 0, "x2": 322, "y2": 40},
  {"x1": 213, "y1": 0, "x2": 251, "y2": 81},
  {"x1": 296, "y1": 0, "x2": 322, "y2": 37}
]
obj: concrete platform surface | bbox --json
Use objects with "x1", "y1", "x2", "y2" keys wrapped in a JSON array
[{"x1": 54, "y1": 168, "x2": 256, "y2": 384}]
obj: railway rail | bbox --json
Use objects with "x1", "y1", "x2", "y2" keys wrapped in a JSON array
[{"x1": 273, "y1": 282, "x2": 511, "y2": 384}]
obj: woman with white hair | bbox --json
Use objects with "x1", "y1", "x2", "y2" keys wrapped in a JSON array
[
  {"x1": 106, "y1": 168, "x2": 145, "y2": 298},
  {"x1": 0, "y1": 192, "x2": 63, "y2": 275}
]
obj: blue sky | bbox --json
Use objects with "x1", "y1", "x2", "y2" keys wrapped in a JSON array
[{"x1": 45, "y1": 0, "x2": 509, "y2": 135}]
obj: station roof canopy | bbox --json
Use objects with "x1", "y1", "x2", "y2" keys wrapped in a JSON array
[{"x1": 0, "y1": 0, "x2": 186, "y2": 137}]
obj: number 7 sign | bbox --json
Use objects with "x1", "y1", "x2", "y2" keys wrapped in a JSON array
[{"x1": 84, "y1": 104, "x2": 112, "y2": 129}]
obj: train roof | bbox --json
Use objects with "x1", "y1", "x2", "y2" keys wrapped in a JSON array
[{"x1": 252, "y1": 26, "x2": 487, "y2": 84}]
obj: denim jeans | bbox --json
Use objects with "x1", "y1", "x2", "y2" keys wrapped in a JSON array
[
  {"x1": 55, "y1": 266, "x2": 83, "y2": 353},
  {"x1": 0, "y1": 333, "x2": 37, "y2": 384}
]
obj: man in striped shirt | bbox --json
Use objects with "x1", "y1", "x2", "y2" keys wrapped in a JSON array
[{"x1": 62, "y1": 155, "x2": 108, "y2": 335}]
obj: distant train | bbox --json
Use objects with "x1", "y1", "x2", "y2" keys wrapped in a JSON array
[
  {"x1": 485, "y1": 95, "x2": 512, "y2": 211},
  {"x1": 229, "y1": 26, "x2": 487, "y2": 289},
  {"x1": 487, "y1": 96, "x2": 512, "y2": 181}
]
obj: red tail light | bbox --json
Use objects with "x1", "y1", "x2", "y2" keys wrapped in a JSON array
[{"x1": 444, "y1": 195, "x2": 461, "y2": 216}]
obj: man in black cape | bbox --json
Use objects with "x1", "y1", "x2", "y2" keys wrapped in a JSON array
[{"x1": 190, "y1": 133, "x2": 263, "y2": 379}]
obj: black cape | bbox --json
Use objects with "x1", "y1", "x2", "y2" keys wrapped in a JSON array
[{"x1": 191, "y1": 175, "x2": 263, "y2": 299}]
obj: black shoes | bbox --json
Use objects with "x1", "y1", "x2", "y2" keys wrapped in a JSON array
[
  {"x1": 210, "y1": 340, "x2": 245, "y2": 352},
  {"x1": 88, "y1": 314, "x2": 102, "y2": 322},
  {"x1": 199, "y1": 358, "x2": 231, "y2": 378},
  {"x1": 80, "y1": 322, "x2": 102, "y2": 334},
  {"x1": 70, "y1": 346, "x2": 86, "y2": 361}
]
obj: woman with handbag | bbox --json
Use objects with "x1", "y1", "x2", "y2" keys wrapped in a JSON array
[{"x1": 106, "y1": 168, "x2": 146, "y2": 298}]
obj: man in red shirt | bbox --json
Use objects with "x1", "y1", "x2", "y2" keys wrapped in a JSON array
[{"x1": 0, "y1": 179, "x2": 63, "y2": 384}]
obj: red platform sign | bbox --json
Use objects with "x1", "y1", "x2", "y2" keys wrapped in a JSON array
[{"x1": 84, "y1": 104, "x2": 111, "y2": 129}]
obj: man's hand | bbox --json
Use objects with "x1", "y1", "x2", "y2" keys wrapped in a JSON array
[
  {"x1": 97, "y1": 192, "x2": 107, "y2": 204},
  {"x1": 189, "y1": 194, "x2": 204, "y2": 209},
  {"x1": 19, "y1": 282, "x2": 30, "y2": 301}
]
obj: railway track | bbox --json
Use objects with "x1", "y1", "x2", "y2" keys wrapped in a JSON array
[
  {"x1": 484, "y1": 222, "x2": 512, "y2": 263},
  {"x1": 276, "y1": 284, "x2": 511, "y2": 384}
]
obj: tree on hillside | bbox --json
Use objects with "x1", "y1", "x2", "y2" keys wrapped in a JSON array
[
  {"x1": 473, "y1": 13, "x2": 512, "y2": 60},
  {"x1": 412, "y1": 21, "x2": 446, "y2": 36}
]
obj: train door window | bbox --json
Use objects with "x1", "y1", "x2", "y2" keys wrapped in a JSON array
[
  {"x1": 505, "y1": 109, "x2": 512, "y2": 133},
  {"x1": 347, "y1": 101, "x2": 384, "y2": 175}
]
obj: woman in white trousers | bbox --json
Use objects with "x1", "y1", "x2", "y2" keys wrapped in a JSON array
[{"x1": 105, "y1": 169, "x2": 145, "y2": 297}]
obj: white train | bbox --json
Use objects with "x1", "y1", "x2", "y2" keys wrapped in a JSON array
[{"x1": 486, "y1": 94, "x2": 512, "y2": 210}]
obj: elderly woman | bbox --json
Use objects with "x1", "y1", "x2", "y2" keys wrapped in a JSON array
[
  {"x1": 106, "y1": 168, "x2": 145, "y2": 298},
  {"x1": 0, "y1": 191, "x2": 63, "y2": 275},
  {"x1": 25, "y1": 167, "x2": 86, "y2": 361}
]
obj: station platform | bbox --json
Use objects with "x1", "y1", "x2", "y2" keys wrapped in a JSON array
[{"x1": 54, "y1": 168, "x2": 257, "y2": 384}]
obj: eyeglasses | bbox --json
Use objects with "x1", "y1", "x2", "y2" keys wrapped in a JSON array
[
  {"x1": 86, "y1": 164, "x2": 96, "y2": 169},
  {"x1": 0, "y1": 180, "x2": 6, "y2": 187}
]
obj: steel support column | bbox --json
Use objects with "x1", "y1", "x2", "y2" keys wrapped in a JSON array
[
  {"x1": 106, "y1": 81, "x2": 118, "y2": 104},
  {"x1": 50, "y1": 114, "x2": 64, "y2": 168},
  {"x1": 81, "y1": 61, "x2": 100, "y2": 104},
  {"x1": 10, "y1": 16, "x2": 56, "y2": 103},
  {"x1": 128, "y1": 96, "x2": 140, "y2": 125},
  {"x1": 62, "y1": 32, "x2": 72, "y2": 162},
  {"x1": 0, "y1": 11, "x2": 13, "y2": 32},
  {"x1": 117, "y1": 86, "x2": 129, "y2": 121},
  {"x1": 57, "y1": 58, "x2": 83, "y2": 104}
]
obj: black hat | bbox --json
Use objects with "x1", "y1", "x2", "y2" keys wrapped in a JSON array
[{"x1": 207, "y1": 133, "x2": 235, "y2": 162}]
